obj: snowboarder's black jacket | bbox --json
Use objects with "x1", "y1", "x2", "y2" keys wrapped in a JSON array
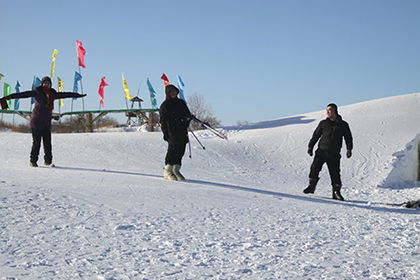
[
  {"x1": 159, "y1": 98, "x2": 191, "y2": 144},
  {"x1": 308, "y1": 115, "x2": 353, "y2": 153}
]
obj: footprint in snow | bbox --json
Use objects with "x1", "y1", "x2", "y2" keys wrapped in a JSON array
[{"x1": 115, "y1": 225, "x2": 136, "y2": 231}]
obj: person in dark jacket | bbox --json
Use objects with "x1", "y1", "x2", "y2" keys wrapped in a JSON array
[
  {"x1": 0, "y1": 76, "x2": 86, "y2": 167},
  {"x1": 159, "y1": 84, "x2": 191, "y2": 180},
  {"x1": 304, "y1": 103, "x2": 353, "y2": 200}
]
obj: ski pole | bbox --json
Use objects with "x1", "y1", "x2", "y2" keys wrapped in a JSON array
[
  {"x1": 188, "y1": 128, "x2": 205, "y2": 150},
  {"x1": 187, "y1": 134, "x2": 192, "y2": 158},
  {"x1": 191, "y1": 115, "x2": 227, "y2": 140}
]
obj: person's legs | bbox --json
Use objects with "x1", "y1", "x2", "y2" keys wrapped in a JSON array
[
  {"x1": 304, "y1": 149, "x2": 326, "y2": 193},
  {"x1": 173, "y1": 144, "x2": 186, "y2": 180},
  {"x1": 30, "y1": 129, "x2": 42, "y2": 166},
  {"x1": 165, "y1": 143, "x2": 186, "y2": 165},
  {"x1": 164, "y1": 143, "x2": 180, "y2": 180},
  {"x1": 327, "y1": 153, "x2": 344, "y2": 200},
  {"x1": 42, "y1": 129, "x2": 53, "y2": 165}
]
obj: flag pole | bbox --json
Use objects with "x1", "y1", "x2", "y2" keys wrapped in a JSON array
[
  {"x1": 75, "y1": 41, "x2": 85, "y2": 112},
  {"x1": 79, "y1": 66, "x2": 85, "y2": 111}
]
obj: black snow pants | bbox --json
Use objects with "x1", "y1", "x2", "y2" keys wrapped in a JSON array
[
  {"x1": 31, "y1": 128, "x2": 52, "y2": 164},
  {"x1": 309, "y1": 149, "x2": 342, "y2": 186},
  {"x1": 165, "y1": 143, "x2": 186, "y2": 165}
]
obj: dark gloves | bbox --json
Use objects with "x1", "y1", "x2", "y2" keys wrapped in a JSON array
[
  {"x1": 346, "y1": 150, "x2": 352, "y2": 158},
  {"x1": 0, "y1": 98, "x2": 9, "y2": 110},
  {"x1": 80, "y1": 94, "x2": 87, "y2": 97},
  {"x1": 307, "y1": 148, "x2": 313, "y2": 156},
  {"x1": 163, "y1": 134, "x2": 169, "y2": 142}
]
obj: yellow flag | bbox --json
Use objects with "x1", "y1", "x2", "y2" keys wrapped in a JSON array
[
  {"x1": 122, "y1": 73, "x2": 134, "y2": 100},
  {"x1": 0, "y1": 73, "x2": 3, "y2": 82},
  {"x1": 57, "y1": 76, "x2": 64, "y2": 106},
  {"x1": 50, "y1": 49, "x2": 59, "y2": 77}
]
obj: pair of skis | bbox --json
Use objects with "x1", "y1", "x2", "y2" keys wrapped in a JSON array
[{"x1": 190, "y1": 115, "x2": 228, "y2": 140}]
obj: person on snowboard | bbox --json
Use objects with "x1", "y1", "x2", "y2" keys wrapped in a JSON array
[
  {"x1": 0, "y1": 76, "x2": 86, "y2": 167},
  {"x1": 304, "y1": 103, "x2": 353, "y2": 200},
  {"x1": 159, "y1": 84, "x2": 191, "y2": 181}
]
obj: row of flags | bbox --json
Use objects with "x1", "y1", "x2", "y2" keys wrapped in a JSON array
[{"x1": 2, "y1": 40, "x2": 188, "y2": 111}]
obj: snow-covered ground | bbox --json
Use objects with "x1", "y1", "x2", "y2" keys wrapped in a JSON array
[{"x1": 1, "y1": 93, "x2": 419, "y2": 279}]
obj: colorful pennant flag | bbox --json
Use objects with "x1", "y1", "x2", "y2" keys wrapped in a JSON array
[
  {"x1": 122, "y1": 73, "x2": 134, "y2": 100},
  {"x1": 31, "y1": 76, "x2": 41, "y2": 104},
  {"x1": 3, "y1": 83, "x2": 11, "y2": 108},
  {"x1": 177, "y1": 75, "x2": 186, "y2": 102},
  {"x1": 147, "y1": 78, "x2": 158, "y2": 109},
  {"x1": 14, "y1": 81, "x2": 21, "y2": 110},
  {"x1": 57, "y1": 77, "x2": 64, "y2": 106},
  {"x1": 50, "y1": 49, "x2": 59, "y2": 77},
  {"x1": 161, "y1": 73, "x2": 170, "y2": 87},
  {"x1": 76, "y1": 40, "x2": 86, "y2": 68},
  {"x1": 98, "y1": 76, "x2": 108, "y2": 108},
  {"x1": 73, "y1": 71, "x2": 82, "y2": 93}
]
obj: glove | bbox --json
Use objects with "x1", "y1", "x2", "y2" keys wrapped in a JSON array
[
  {"x1": 80, "y1": 94, "x2": 87, "y2": 97},
  {"x1": 163, "y1": 134, "x2": 169, "y2": 142},
  {"x1": 0, "y1": 98, "x2": 9, "y2": 110},
  {"x1": 346, "y1": 150, "x2": 352, "y2": 158},
  {"x1": 307, "y1": 148, "x2": 313, "y2": 156}
]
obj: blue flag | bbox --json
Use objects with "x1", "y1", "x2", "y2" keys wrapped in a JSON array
[
  {"x1": 177, "y1": 75, "x2": 186, "y2": 102},
  {"x1": 31, "y1": 76, "x2": 41, "y2": 104},
  {"x1": 73, "y1": 71, "x2": 83, "y2": 100},
  {"x1": 73, "y1": 71, "x2": 82, "y2": 93},
  {"x1": 14, "y1": 81, "x2": 21, "y2": 110},
  {"x1": 147, "y1": 78, "x2": 158, "y2": 109}
]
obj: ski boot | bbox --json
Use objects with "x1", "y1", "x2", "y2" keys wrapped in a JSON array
[
  {"x1": 332, "y1": 184, "x2": 345, "y2": 201},
  {"x1": 30, "y1": 161, "x2": 38, "y2": 167},
  {"x1": 173, "y1": 164, "x2": 185, "y2": 181},
  {"x1": 163, "y1": 164, "x2": 177, "y2": 181},
  {"x1": 303, "y1": 177, "x2": 319, "y2": 194}
]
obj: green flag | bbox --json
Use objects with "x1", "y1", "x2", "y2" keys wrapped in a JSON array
[{"x1": 3, "y1": 83, "x2": 11, "y2": 108}]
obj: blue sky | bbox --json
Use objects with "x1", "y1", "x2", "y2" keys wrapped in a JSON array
[{"x1": 1, "y1": 0, "x2": 419, "y2": 125}]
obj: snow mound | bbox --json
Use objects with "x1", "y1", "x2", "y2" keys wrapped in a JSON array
[{"x1": 381, "y1": 133, "x2": 420, "y2": 189}]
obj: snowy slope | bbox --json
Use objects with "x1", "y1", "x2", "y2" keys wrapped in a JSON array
[{"x1": 0, "y1": 93, "x2": 419, "y2": 279}]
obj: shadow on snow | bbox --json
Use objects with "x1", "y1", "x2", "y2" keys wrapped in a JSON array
[
  {"x1": 223, "y1": 116, "x2": 315, "y2": 131},
  {"x1": 55, "y1": 166, "x2": 416, "y2": 215}
]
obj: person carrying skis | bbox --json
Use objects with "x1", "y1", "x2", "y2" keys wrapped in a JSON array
[
  {"x1": 303, "y1": 103, "x2": 353, "y2": 200},
  {"x1": 0, "y1": 76, "x2": 86, "y2": 167},
  {"x1": 159, "y1": 84, "x2": 191, "y2": 181}
]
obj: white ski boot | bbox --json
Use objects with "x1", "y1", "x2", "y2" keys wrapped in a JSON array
[
  {"x1": 163, "y1": 164, "x2": 177, "y2": 180},
  {"x1": 173, "y1": 164, "x2": 185, "y2": 181}
]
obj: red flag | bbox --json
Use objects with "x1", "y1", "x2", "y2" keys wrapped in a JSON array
[
  {"x1": 98, "y1": 76, "x2": 108, "y2": 107},
  {"x1": 161, "y1": 73, "x2": 170, "y2": 87},
  {"x1": 76, "y1": 40, "x2": 86, "y2": 68}
]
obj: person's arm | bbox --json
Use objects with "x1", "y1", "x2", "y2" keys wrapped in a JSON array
[
  {"x1": 344, "y1": 122, "x2": 353, "y2": 157},
  {"x1": 2, "y1": 91, "x2": 35, "y2": 100},
  {"x1": 159, "y1": 103, "x2": 169, "y2": 141},
  {"x1": 54, "y1": 92, "x2": 86, "y2": 99},
  {"x1": 308, "y1": 122, "x2": 322, "y2": 153},
  {"x1": 0, "y1": 91, "x2": 35, "y2": 109}
]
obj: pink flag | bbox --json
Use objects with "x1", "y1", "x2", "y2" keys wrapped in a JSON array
[
  {"x1": 76, "y1": 40, "x2": 86, "y2": 68},
  {"x1": 161, "y1": 73, "x2": 170, "y2": 87},
  {"x1": 98, "y1": 76, "x2": 108, "y2": 107}
]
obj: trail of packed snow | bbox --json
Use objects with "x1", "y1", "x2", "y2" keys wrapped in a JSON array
[{"x1": 1, "y1": 93, "x2": 419, "y2": 279}]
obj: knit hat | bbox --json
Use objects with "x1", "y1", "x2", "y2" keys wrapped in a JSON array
[
  {"x1": 41, "y1": 76, "x2": 52, "y2": 85},
  {"x1": 165, "y1": 84, "x2": 179, "y2": 97}
]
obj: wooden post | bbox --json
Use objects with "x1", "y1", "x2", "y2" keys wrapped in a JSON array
[
  {"x1": 85, "y1": 113, "x2": 93, "y2": 132},
  {"x1": 148, "y1": 111, "x2": 154, "y2": 132}
]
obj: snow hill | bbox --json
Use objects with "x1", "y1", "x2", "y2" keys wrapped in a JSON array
[{"x1": 1, "y1": 93, "x2": 419, "y2": 279}]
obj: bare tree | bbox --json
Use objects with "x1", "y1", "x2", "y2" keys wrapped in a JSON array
[{"x1": 187, "y1": 92, "x2": 221, "y2": 130}]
